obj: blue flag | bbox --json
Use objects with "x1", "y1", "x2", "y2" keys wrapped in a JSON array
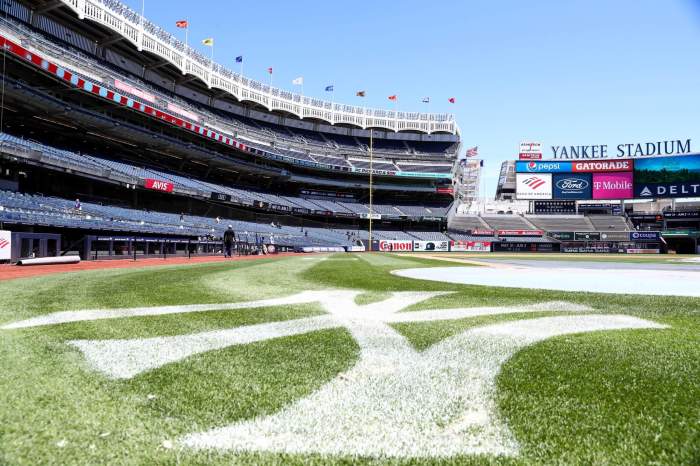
[
  {"x1": 325, "y1": 85, "x2": 334, "y2": 92},
  {"x1": 235, "y1": 55, "x2": 243, "y2": 63}
]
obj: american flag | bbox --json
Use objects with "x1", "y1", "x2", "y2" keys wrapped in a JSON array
[{"x1": 466, "y1": 146, "x2": 478, "y2": 157}]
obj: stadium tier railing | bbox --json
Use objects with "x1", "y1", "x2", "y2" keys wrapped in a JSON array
[
  {"x1": 0, "y1": 17, "x2": 455, "y2": 179},
  {"x1": 56, "y1": 0, "x2": 457, "y2": 135}
]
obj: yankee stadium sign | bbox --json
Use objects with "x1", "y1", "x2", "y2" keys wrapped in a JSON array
[{"x1": 550, "y1": 139, "x2": 691, "y2": 159}]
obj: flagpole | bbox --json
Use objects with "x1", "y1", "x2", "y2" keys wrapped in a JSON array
[
  {"x1": 368, "y1": 129, "x2": 373, "y2": 250},
  {"x1": 184, "y1": 22, "x2": 188, "y2": 49}
]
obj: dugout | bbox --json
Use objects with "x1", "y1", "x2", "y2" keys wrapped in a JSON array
[{"x1": 10, "y1": 232, "x2": 61, "y2": 263}]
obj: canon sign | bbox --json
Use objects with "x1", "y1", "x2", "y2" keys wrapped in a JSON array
[{"x1": 378, "y1": 240, "x2": 413, "y2": 252}]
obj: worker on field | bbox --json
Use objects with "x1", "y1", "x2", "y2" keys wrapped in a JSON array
[{"x1": 223, "y1": 225, "x2": 235, "y2": 258}]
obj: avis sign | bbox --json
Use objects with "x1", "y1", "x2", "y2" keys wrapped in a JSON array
[{"x1": 144, "y1": 178, "x2": 174, "y2": 193}]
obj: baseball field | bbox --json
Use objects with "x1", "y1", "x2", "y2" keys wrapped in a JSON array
[{"x1": 0, "y1": 253, "x2": 698, "y2": 465}]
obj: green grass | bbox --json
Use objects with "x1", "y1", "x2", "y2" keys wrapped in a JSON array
[{"x1": 0, "y1": 252, "x2": 698, "y2": 465}]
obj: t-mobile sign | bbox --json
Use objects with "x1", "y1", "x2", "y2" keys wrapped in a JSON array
[{"x1": 592, "y1": 172, "x2": 633, "y2": 199}]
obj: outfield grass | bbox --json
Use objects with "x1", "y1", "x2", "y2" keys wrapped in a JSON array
[{"x1": 0, "y1": 253, "x2": 698, "y2": 465}]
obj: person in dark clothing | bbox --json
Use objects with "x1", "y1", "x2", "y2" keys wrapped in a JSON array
[{"x1": 223, "y1": 225, "x2": 235, "y2": 258}]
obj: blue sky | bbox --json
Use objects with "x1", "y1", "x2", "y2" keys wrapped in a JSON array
[{"x1": 122, "y1": 0, "x2": 700, "y2": 196}]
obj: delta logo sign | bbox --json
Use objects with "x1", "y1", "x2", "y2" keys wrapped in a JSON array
[
  {"x1": 516, "y1": 173, "x2": 552, "y2": 199},
  {"x1": 634, "y1": 183, "x2": 700, "y2": 199}
]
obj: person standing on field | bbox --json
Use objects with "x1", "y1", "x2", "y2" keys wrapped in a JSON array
[{"x1": 223, "y1": 225, "x2": 235, "y2": 258}]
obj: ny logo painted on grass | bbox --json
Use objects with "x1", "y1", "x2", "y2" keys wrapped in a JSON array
[{"x1": 2, "y1": 291, "x2": 666, "y2": 458}]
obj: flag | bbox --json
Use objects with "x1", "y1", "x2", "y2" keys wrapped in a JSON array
[
  {"x1": 267, "y1": 67, "x2": 273, "y2": 74},
  {"x1": 356, "y1": 90, "x2": 366, "y2": 97},
  {"x1": 422, "y1": 97, "x2": 430, "y2": 103},
  {"x1": 466, "y1": 146, "x2": 479, "y2": 157},
  {"x1": 448, "y1": 97, "x2": 456, "y2": 103},
  {"x1": 325, "y1": 85, "x2": 334, "y2": 92},
  {"x1": 388, "y1": 95, "x2": 397, "y2": 101},
  {"x1": 480, "y1": 160, "x2": 484, "y2": 167},
  {"x1": 292, "y1": 77, "x2": 304, "y2": 85},
  {"x1": 202, "y1": 38, "x2": 214, "y2": 46},
  {"x1": 235, "y1": 55, "x2": 243, "y2": 63},
  {"x1": 175, "y1": 20, "x2": 188, "y2": 28}
]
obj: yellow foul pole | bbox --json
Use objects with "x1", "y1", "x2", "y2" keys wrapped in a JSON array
[{"x1": 368, "y1": 129, "x2": 373, "y2": 249}]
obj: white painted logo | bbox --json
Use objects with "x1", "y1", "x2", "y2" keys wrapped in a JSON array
[{"x1": 2, "y1": 290, "x2": 666, "y2": 459}]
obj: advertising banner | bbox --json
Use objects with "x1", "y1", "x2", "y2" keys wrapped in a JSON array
[
  {"x1": 471, "y1": 229, "x2": 496, "y2": 236},
  {"x1": 450, "y1": 240, "x2": 492, "y2": 252},
  {"x1": 519, "y1": 142, "x2": 543, "y2": 160},
  {"x1": 592, "y1": 172, "x2": 633, "y2": 199},
  {"x1": 629, "y1": 231, "x2": 661, "y2": 241},
  {"x1": 413, "y1": 240, "x2": 449, "y2": 252},
  {"x1": 378, "y1": 240, "x2": 413, "y2": 252},
  {"x1": 497, "y1": 229, "x2": 544, "y2": 237},
  {"x1": 572, "y1": 160, "x2": 633, "y2": 172},
  {"x1": 634, "y1": 183, "x2": 700, "y2": 199},
  {"x1": 516, "y1": 161, "x2": 572, "y2": 173},
  {"x1": 113, "y1": 79, "x2": 156, "y2": 103},
  {"x1": 634, "y1": 154, "x2": 700, "y2": 199},
  {"x1": 552, "y1": 173, "x2": 592, "y2": 199},
  {"x1": 144, "y1": 178, "x2": 174, "y2": 193},
  {"x1": 574, "y1": 232, "x2": 601, "y2": 241},
  {"x1": 210, "y1": 192, "x2": 232, "y2": 202},
  {"x1": 166, "y1": 102, "x2": 200, "y2": 122},
  {"x1": 626, "y1": 248, "x2": 660, "y2": 254},
  {"x1": 549, "y1": 231, "x2": 575, "y2": 241},
  {"x1": 516, "y1": 173, "x2": 553, "y2": 199},
  {"x1": 0, "y1": 230, "x2": 11, "y2": 260}
]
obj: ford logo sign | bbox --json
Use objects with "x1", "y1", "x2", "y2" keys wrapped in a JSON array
[{"x1": 556, "y1": 178, "x2": 589, "y2": 190}]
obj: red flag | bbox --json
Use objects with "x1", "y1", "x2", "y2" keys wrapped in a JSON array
[
  {"x1": 448, "y1": 97, "x2": 456, "y2": 103},
  {"x1": 175, "y1": 20, "x2": 188, "y2": 28},
  {"x1": 466, "y1": 146, "x2": 479, "y2": 157},
  {"x1": 388, "y1": 95, "x2": 397, "y2": 101},
  {"x1": 267, "y1": 67, "x2": 273, "y2": 74}
]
